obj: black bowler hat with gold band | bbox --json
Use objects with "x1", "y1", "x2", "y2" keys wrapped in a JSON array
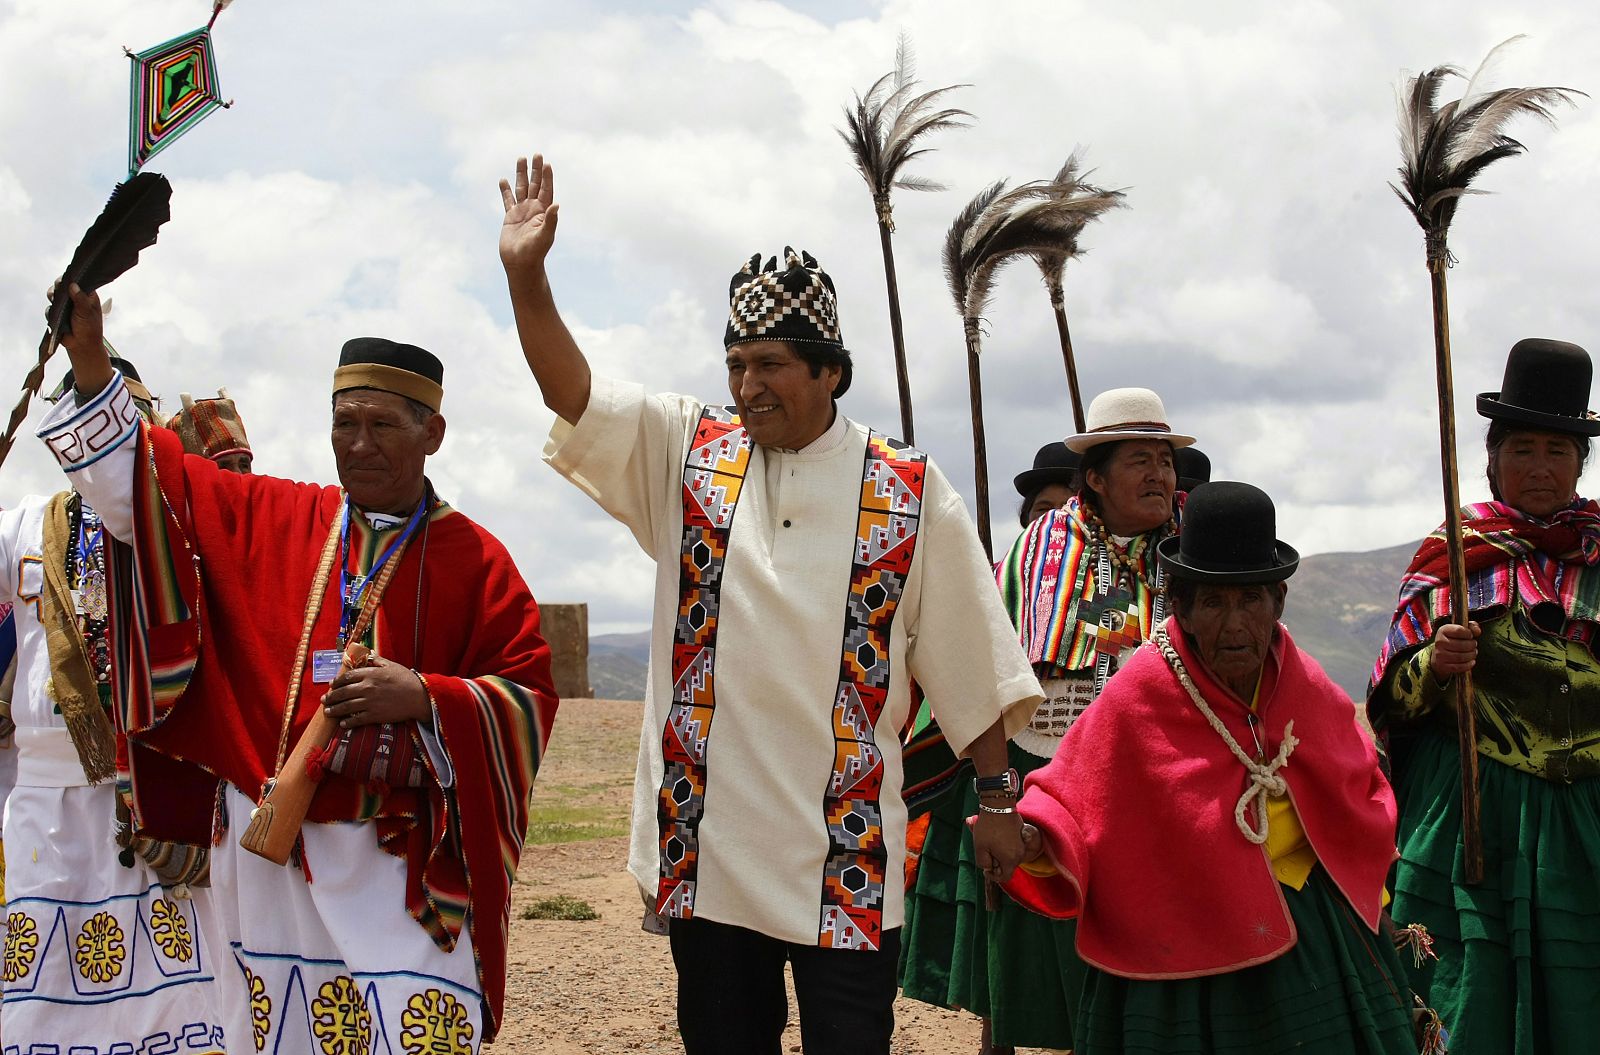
[{"x1": 334, "y1": 337, "x2": 444, "y2": 413}]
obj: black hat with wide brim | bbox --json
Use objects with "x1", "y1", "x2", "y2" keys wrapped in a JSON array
[
  {"x1": 1476, "y1": 338, "x2": 1600, "y2": 437},
  {"x1": 1013, "y1": 441, "x2": 1081, "y2": 496},
  {"x1": 1158, "y1": 481, "x2": 1299, "y2": 584}
]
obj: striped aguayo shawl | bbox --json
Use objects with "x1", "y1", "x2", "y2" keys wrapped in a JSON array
[
  {"x1": 107, "y1": 423, "x2": 557, "y2": 1041},
  {"x1": 1370, "y1": 498, "x2": 1600, "y2": 691},
  {"x1": 997, "y1": 496, "x2": 1174, "y2": 674}
]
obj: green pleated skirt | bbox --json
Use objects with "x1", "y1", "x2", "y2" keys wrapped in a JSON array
[
  {"x1": 1075, "y1": 869, "x2": 1417, "y2": 1054},
  {"x1": 899, "y1": 741, "x2": 1083, "y2": 1048},
  {"x1": 1390, "y1": 732, "x2": 1600, "y2": 1055}
]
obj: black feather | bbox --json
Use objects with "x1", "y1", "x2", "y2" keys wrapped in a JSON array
[
  {"x1": 0, "y1": 173, "x2": 173, "y2": 472},
  {"x1": 45, "y1": 172, "x2": 173, "y2": 337}
]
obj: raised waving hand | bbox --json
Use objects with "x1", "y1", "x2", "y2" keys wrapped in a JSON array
[
  {"x1": 499, "y1": 154, "x2": 559, "y2": 280},
  {"x1": 498, "y1": 155, "x2": 589, "y2": 422}
]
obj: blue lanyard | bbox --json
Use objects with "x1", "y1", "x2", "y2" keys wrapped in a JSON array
[
  {"x1": 74, "y1": 509, "x2": 103, "y2": 576},
  {"x1": 337, "y1": 494, "x2": 428, "y2": 646}
]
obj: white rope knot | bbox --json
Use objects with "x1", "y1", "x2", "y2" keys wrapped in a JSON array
[
  {"x1": 1155, "y1": 627, "x2": 1300, "y2": 845},
  {"x1": 1232, "y1": 723, "x2": 1299, "y2": 845}
]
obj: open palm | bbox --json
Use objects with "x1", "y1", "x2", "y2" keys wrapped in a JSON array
[{"x1": 499, "y1": 154, "x2": 559, "y2": 277}]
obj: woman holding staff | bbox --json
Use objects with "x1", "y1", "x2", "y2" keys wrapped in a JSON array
[{"x1": 1371, "y1": 338, "x2": 1600, "y2": 1054}]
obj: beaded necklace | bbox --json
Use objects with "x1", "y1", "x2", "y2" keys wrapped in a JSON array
[
  {"x1": 66, "y1": 495, "x2": 113, "y2": 687},
  {"x1": 1080, "y1": 503, "x2": 1175, "y2": 596}
]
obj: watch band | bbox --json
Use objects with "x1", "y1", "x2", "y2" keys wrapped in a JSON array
[{"x1": 973, "y1": 767, "x2": 1021, "y2": 797}]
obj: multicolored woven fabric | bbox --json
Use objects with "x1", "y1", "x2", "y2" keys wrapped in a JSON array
[
  {"x1": 1370, "y1": 499, "x2": 1600, "y2": 692},
  {"x1": 656, "y1": 406, "x2": 752, "y2": 919},
  {"x1": 126, "y1": 26, "x2": 228, "y2": 176},
  {"x1": 819, "y1": 433, "x2": 926, "y2": 950},
  {"x1": 997, "y1": 497, "x2": 1171, "y2": 675},
  {"x1": 166, "y1": 396, "x2": 251, "y2": 462}
]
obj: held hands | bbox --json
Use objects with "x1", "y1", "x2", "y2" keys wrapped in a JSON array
[
  {"x1": 321, "y1": 655, "x2": 432, "y2": 730},
  {"x1": 1430, "y1": 621, "x2": 1482, "y2": 678},
  {"x1": 1021, "y1": 822, "x2": 1043, "y2": 864},
  {"x1": 498, "y1": 154, "x2": 559, "y2": 284},
  {"x1": 971, "y1": 800, "x2": 1026, "y2": 884}
]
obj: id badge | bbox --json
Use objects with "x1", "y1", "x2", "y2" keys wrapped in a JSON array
[{"x1": 311, "y1": 649, "x2": 343, "y2": 684}]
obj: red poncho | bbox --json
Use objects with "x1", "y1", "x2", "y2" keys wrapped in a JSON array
[
  {"x1": 1002, "y1": 619, "x2": 1396, "y2": 979},
  {"x1": 110, "y1": 422, "x2": 558, "y2": 1040}
]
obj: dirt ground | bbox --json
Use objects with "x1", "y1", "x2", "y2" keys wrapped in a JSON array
[{"x1": 487, "y1": 698, "x2": 988, "y2": 1054}]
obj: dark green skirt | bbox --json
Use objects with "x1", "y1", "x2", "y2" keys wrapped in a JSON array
[
  {"x1": 1075, "y1": 869, "x2": 1417, "y2": 1054},
  {"x1": 1391, "y1": 732, "x2": 1600, "y2": 1055},
  {"x1": 898, "y1": 742, "x2": 1082, "y2": 1048}
]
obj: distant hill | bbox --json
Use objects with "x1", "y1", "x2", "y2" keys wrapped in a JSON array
[
  {"x1": 1280, "y1": 541, "x2": 1418, "y2": 699},
  {"x1": 586, "y1": 541, "x2": 1420, "y2": 703},
  {"x1": 588, "y1": 629, "x2": 650, "y2": 701}
]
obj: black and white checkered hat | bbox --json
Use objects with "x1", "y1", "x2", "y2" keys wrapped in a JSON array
[{"x1": 724, "y1": 247, "x2": 844, "y2": 350}]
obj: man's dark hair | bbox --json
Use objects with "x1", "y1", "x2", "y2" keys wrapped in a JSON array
[
  {"x1": 1484, "y1": 419, "x2": 1591, "y2": 500},
  {"x1": 792, "y1": 342, "x2": 853, "y2": 399},
  {"x1": 1075, "y1": 441, "x2": 1122, "y2": 511}
]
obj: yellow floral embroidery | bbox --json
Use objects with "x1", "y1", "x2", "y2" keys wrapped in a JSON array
[
  {"x1": 4, "y1": 911, "x2": 39, "y2": 981},
  {"x1": 244, "y1": 964, "x2": 272, "y2": 1052},
  {"x1": 400, "y1": 987, "x2": 475, "y2": 1055},
  {"x1": 149, "y1": 897, "x2": 194, "y2": 962},
  {"x1": 310, "y1": 974, "x2": 371, "y2": 1055},
  {"x1": 74, "y1": 911, "x2": 127, "y2": 982}
]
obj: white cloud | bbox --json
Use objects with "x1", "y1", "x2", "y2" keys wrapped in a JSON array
[{"x1": 4, "y1": 0, "x2": 1600, "y2": 635}]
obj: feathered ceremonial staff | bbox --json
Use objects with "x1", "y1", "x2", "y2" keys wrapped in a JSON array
[
  {"x1": 945, "y1": 180, "x2": 1107, "y2": 558},
  {"x1": 1391, "y1": 36, "x2": 1581, "y2": 884},
  {"x1": 0, "y1": 173, "x2": 173, "y2": 473},
  {"x1": 1027, "y1": 153, "x2": 1126, "y2": 434},
  {"x1": 839, "y1": 35, "x2": 971, "y2": 445}
]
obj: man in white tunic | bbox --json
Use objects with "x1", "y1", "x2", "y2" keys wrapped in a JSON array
[
  {"x1": 0, "y1": 358, "x2": 227, "y2": 1053},
  {"x1": 498, "y1": 155, "x2": 1042, "y2": 1054}
]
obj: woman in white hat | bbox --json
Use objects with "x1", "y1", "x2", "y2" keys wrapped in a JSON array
[{"x1": 899, "y1": 388, "x2": 1192, "y2": 1052}]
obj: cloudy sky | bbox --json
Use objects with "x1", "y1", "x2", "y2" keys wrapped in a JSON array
[{"x1": 3, "y1": 0, "x2": 1598, "y2": 634}]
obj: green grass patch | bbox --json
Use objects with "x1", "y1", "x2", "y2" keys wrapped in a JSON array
[
  {"x1": 526, "y1": 785, "x2": 628, "y2": 845},
  {"x1": 521, "y1": 894, "x2": 600, "y2": 921}
]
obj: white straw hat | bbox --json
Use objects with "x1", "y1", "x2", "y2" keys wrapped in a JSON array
[{"x1": 1064, "y1": 387, "x2": 1196, "y2": 454}]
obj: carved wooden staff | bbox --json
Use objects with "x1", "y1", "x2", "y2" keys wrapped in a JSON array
[{"x1": 1391, "y1": 38, "x2": 1581, "y2": 883}]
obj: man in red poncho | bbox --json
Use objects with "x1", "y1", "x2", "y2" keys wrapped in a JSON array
[{"x1": 36, "y1": 283, "x2": 558, "y2": 1052}]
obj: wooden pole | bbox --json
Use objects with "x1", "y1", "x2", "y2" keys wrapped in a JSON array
[
  {"x1": 877, "y1": 217, "x2": 916, "y2": 445},
  {"x1": 1049, "y1": 283, "x2": 1087, "y2": 434},
  {"x1": 964, "y1": 318, "x2": 993, "y2": 560},
  {"x1": 1427, "y1": 252, "x2": 1485, "y2": 886}
]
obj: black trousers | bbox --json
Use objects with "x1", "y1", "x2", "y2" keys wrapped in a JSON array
[{"x1": 668, "y1": 916, "x2": 900, "y2": 1055}]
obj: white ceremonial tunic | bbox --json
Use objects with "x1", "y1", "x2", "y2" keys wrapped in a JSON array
[
  {"x1": 547, "y1": 376, "x2": 1041, "y2": 947},
  {"x1": 0, "y1": 494, "x2": 228, "y2": 1054},
  {"x1": 36, "y1": 380, "x2": 483, "y2": 1055}
]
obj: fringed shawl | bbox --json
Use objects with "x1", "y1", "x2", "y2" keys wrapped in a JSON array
[
  {"x1": 997, "y1": 496, "x2": 1175, "y2": 674},
  {"x1": 1370, "y1": 498, "x2": 1600, "y2": 693}
]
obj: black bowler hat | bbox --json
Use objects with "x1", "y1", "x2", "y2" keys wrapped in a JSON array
[
  {"x1": 1175, "y1": 446, "x2": 1211, "y2": 492},
  {"x1": 1013, "y1": 442, "x2": 1081, "y2": 496},
  {"x1": 1476, "y1": 338, "x2": 1600, "y2": 437},
  {"x1": 1158, "y1": 481, "x2": 1299, "y2": 584}
]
